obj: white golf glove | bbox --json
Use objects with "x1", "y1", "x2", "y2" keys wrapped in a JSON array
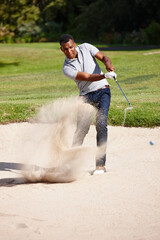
[{"x1": 104, "y1": 71, "x2": 117, "y2": 79}]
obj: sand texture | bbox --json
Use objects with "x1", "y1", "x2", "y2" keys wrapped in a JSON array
[{"x1": 0, "y1": 98, "x2": 160, "y2": 240}]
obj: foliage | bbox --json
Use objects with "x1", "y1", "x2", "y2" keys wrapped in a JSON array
[
  {"x1": 0, "y1": 0, "x2": 40, "y2": 30},
  {"x1": 18, "y1": 22, "x2": 42, "y2": 42},
  {"x1": 145, "y1": 21, "x2": 160, "y2": 45},
  {"x1": 0, "y1": 0, "x2": 41, "y2": 42},
  {"x1": 72, "y1": 0, "x2": 160, "y2": 44},
  {"x1": 0, "y1": 0, "x2": 160, "y2": 44}
]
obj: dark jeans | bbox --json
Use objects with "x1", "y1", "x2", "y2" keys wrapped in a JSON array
[{"x1": 73, "y1": 88, "x2": 111, "y2": 167}]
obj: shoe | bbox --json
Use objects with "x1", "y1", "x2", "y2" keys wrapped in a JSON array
[{"x1": 92, "y1": 167, "x2": 106, "y2": 175}]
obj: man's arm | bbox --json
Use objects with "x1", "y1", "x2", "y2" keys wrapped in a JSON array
[
  {"x1": 76, "y1": 72, "x2": 105, "y2": 82},
  {"x1": 75, "y1": 50, "x2": 115, "y2": 81},
  {"x1": 95, "y1": 51, "x2": 114, "y2": 72}
]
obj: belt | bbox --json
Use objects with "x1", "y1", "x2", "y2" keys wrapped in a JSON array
[{"x1": 97, "y1": 85, "x2": 110, "y2": 91}]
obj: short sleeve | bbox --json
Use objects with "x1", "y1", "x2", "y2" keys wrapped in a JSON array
[
  {"x1": 63, "y1": 65, "x2": 78, "y2": 80},
  {"x1": 83, "y1": 43, "x2": 99, "y2": 56}
]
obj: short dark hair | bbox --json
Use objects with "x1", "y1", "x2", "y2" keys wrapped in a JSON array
[{"x1": 59, "y1": 34, "x2": 74, "y2": 45}]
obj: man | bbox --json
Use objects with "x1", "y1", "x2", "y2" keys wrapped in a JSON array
[{"x1": 60, "y1": 34, "x2": 116, "y2": 175}]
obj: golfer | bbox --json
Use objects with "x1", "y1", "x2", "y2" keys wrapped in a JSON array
[{"x1": 60, "y1": 34, "x2": 116, "y2": 175}]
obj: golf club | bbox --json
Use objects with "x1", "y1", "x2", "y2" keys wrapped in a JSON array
[{"x1": 114, "y1": 76, "x2": 133, "y2": 109}]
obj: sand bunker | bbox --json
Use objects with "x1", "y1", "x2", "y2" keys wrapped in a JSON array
[{"x1": 0, "y1": 101, "x2": 160, "y2": 239}]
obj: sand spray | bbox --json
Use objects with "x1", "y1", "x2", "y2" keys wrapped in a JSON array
[
  {"x1": 21, "y1": 97, "x2": 98, "y2": 183},
  {"x1": 122, "y1": 106, "x2": 133, "y2": 126}
]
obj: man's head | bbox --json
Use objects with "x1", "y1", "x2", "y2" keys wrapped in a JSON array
[{"x1": 60, "y1": 34, "x2": 77, "y2": 59}]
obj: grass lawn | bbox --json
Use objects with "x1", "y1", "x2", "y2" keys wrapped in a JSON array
[{"x1": 0, "y1": 42, "x2": 160, "y2": 127}]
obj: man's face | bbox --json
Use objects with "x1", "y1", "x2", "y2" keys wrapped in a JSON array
[{"x1": 60, "y1": 39, "x2": 77, "y2": 59}]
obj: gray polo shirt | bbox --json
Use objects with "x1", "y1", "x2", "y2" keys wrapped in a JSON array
[{"x1": 63, "y1": 43, "x2": 109, "y2": 95}]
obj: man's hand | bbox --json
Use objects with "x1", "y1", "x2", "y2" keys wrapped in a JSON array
[
  {"x1": 106, "y1": 62, "x2": 114, "y2": 72},
  {"x1": 105, "y1": 71, "x2": 117, "y2": 79}
]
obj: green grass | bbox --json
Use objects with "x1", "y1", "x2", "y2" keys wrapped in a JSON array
[{"x1": 0, "y1": 42, "x2": 160, "y2": 127}]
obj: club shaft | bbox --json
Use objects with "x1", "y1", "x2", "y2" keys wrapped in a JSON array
[{"x1": 114, "y1": 77, "x2": 132, "y2": 108}]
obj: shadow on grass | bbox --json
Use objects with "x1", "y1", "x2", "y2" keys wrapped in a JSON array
[
  {"x1": 0, "y1": 61, "x2": 20, "y2": 67},
  {"x1": 121, "y1": 74, "x2": 156, "y2": 84}
]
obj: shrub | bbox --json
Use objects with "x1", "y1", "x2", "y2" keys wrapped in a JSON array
[
  {"x1": 0, "y1": 26, "x2": 15, "y2": 43},
  {"x1": 18, "y1": 22, "x2": 42, "y2": 42},
  {"x1": 42, "y1": 21, "x2": 62, "y2": 41},
  {"x1": 145, "y1": 21, "x2": 160, "y2": 45}
]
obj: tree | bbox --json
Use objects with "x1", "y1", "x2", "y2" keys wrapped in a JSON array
[
  {"x1": 71, "y1": 0, "x2": 160, "y2": 42},
  {"x1": 0, "y1": 0, "x2": 40, "y2": 32},
  {"x1": 0, "y1": 0, "x2": 159, "y2": 43}
]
